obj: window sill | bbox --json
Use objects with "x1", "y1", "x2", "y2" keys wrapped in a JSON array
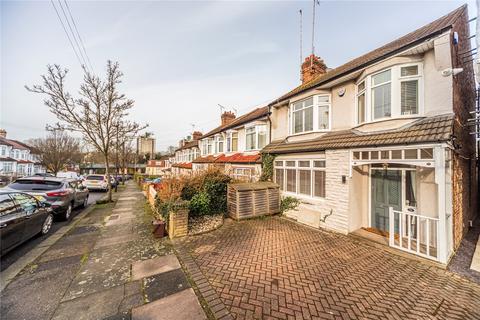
[
  {"x1": 287, "y1": 129, "x2": 331, "y2": 138},
  {"x1": 281, "y1": 191, "x2": 325, "y2": 204},
  {"x1": 353, "y1": 115, "x2": 423, "y2": 128}
]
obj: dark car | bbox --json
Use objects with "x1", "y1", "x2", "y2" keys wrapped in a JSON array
[
  {"x1": 0, "y1": 191, "x2": 54, "y2": 256},
  {"x1": 5, "y1": 177, "x2": 89, "y2": 221}
]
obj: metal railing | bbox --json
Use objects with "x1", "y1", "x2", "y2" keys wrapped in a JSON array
[{"x1": 389, "y1": 207, "x2": 440, "y2": 261}]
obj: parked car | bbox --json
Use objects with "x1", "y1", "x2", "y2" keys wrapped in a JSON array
[
  {"x1": 34, "y1": 173, "x2": 55, "y2": 177},
  {"x1": 0, "y1": 191, "x2": 54, "y2": 255},
  {"x1": 5, "y1": 177, "x2": 89, "y2": 221},
  {"x1": 83, "y1": 174, "x2": 109, "y2": 192}
]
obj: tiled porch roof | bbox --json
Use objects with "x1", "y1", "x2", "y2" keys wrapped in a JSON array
[
  {"x1": 193, "y1": 153, "x2": 261, "y2": 164},
  {"x1": 172, "y1": 163, "x2": 193, "y2": 169},
  {"x1": 262, "y1": 114, "x2": 454, "y2": 155},
  {"x1": 0, "y1": 157, "x2": 17, "y2": 162}
]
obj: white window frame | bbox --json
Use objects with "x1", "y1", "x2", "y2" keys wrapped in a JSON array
[
  {"x1": 274, "y1": 159, "x2": 326, "y2": 199},
  {"x1": 215, "y1": 134, "x2": 224, "y2": 154},
  {"x1": 245, "y1": 124, "x2": 267, "y2": 151},
  {"x1": 289, "y1": 94, "x2": 331, "y2": 136},
  {"x1": 225, "y1": 130, "x2": 238, "y2": 153},
  {"x1": 355, "y1": 62, "x2": 424, "y2": 125},
  {"x1": 355, "y1": 80, "x2": 367, "y2": 125}
]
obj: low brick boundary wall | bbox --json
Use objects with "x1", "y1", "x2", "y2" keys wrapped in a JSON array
[{"x1": 168, "y1": 208, "x2": 188, "y2": 239}]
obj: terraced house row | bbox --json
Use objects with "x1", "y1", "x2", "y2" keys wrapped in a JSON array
[{"x1": 171, "y1": 5, "x2": 478, "y2": 265}]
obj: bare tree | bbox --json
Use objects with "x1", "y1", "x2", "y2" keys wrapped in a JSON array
[
  {"x1": 28, "y1": 131, "x2": 82, "y2": 174},
  {"x1": 27, "y1": 61, "x2": 146, "y2": 201}
]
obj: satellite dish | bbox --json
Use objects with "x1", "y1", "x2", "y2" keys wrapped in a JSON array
[{"x1": 338, "y1": 87, "x2": 346, "y2": 97}]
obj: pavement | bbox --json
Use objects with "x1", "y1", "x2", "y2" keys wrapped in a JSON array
[
  {"x1": 177, "y1": 217, "x2": 480, "y2": 320},
  {"x1": 448, "y1": 216, "x2": 480, "y2": 283},
  {"x1": 0, "y1": 182, "x2": 206, "y2": 320}
]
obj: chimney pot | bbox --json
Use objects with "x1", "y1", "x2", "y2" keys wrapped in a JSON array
[
  {"x1": 221, "y1": 111, "x2": 236, "y2": 126},
  {"x1": 301, "y1": 54, "x2": 328, "y2": 84},
  {"x1": 0, "y1": 129, "x2": 6, "y2": 138},
  {"x1": 192, "y1": 131, "x2": 203, "y2": 141}
]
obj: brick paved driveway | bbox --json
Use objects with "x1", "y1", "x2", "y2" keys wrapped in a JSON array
[{"x1": 179, "y1": 217, "x2": 480, "y2": 320}]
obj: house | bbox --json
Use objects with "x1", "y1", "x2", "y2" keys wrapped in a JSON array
[
  {"x1": 0, "y1": 130, "x2": 46, "y2": 179},
  {"x1": 146, "y1": 155, "x2": 173, "y2": 176},
  {"x1": 193, "y1": 108, "x2": 269, "y2": 181},
  {"x1": 172, "y1": 132, "x2": 202, "y2": 176},
  {"x1": 262, "y1": 5, "x2": 477, "y2": 264}
]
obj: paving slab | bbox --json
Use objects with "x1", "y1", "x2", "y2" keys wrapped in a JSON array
[
  {"x1": 1, "y1": 261, "x2": 81, "y2": 320},
  {"x1": 94, "y1": 234, "x2": 137, "y2": 249},
  {"x1": 38, "y1": 234, "x2": 98, "y2": 263},
  {"x1": 52, "y1": 285, "x2": 124, "y2": 320},
  {"x1": 132, "y1": 288, "x2": 206, "y2": 320},
  {"x1": 143, "y1": 269, "x2": 190, "y2": 302},
  {"x1": 131, "y1": 255, "x2": 181, "y2": 281},
  {"x1": 118, "y1": 197, "x2": 138, "y2": 201},
  {"x1": 63, "y1": 239, "x2": 160, "y2": 301}
]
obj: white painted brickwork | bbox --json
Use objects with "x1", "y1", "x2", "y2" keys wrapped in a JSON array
[{"x1": 285, "y1": 149, "x2": 350, "y2": 234}]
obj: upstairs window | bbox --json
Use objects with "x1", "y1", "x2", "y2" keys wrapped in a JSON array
[
  {"x1": 290, "y1": 95, "x2": 330, "y2": 135},
  {"x1": 246, "y1": 125, "x2": 267, "y2": 151},
  {"x1": 355, "y1": 63, "x2": 423, "y2": 125},
  {"x1": 215, "y1": 135, "x2": 224, "y2": 153},
  {"x1": 400, "y1": 65, "x2": 420, "y2": 115},
  {"x1": 356, "y1": 81, "x2": 366, "y2": 124},
  {"x1": 292, "y1": 97, "x2": 314, "y2": 134},
  {"x1": 372, "y1": 69, "x2": 392, "y2": 119},
  {"x1": 207, "y1": 138, "x2": 213, "y2": 154},
  {"x1": 225, "y1": 131, "x2": 238, "y2": 153},
  {"x1": 317, "y1": 95, "x2": 330, "y2": 130}
]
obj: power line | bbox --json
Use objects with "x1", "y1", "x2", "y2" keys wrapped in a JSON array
[
  {"x1": 57, "y1": 0, "x2": 89, "y2": 72},
  {"x1": 63, "y1": 0, "x2": 94, "y2": 73},
  {"x1": 50, "y1": 0, "x2": 84, "y2": 69}
]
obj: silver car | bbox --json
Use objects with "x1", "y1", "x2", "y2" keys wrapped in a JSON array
[{"x1": 6, "y1": 177, "x2": 89, "y2": 221}]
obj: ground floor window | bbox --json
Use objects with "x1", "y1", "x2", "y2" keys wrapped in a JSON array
[
  {"x1": 232, "y1": 167, "x2": 254, "y2": 181},
  {"x1": 274, "y1": 159, "x2": 326, "y2": 198}
]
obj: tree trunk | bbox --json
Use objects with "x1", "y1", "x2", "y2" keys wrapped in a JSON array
[{"x1": 105, "y1": 156, "x2": 112, "y2": 202}]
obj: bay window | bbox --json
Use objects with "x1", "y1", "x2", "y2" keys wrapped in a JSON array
[
  {"x1": 274, "y1": 159, "x2": 326, "y2": 198},
  {"x1": 355, "y1": 63, "x2": 423, "y2": 124},
  {"x1": 400, "y1": 65, "x2": 420, "y2": 115},
  {"x1": 226, "y1": 131, "x2": 238, "y2": 153},
  {"x1": 215, "y1": 134, "x2": 224, "y2": 153},
  {"x1": 356, "y1": 81, "x2": 366, "y2": 124},
  {"x1": 372, "y1": 69, "x2": 392, "y2": 119},
  {"x1": 292, "y1": 97, "x2": 313, "y2": 134},
  {"x1": 207, "y1": 138, "x2": 213, "y2": 154},
  {"x1": 246, "y1": 125, "x2": 267, "y2": 151},
  {"x1": 290, "y1": 95, "x2": 330, "y2": 134}
]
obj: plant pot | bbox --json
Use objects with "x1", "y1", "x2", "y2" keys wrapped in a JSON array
[{"x1": 152, "y1": 220, "x2": 166, "y2": 238}]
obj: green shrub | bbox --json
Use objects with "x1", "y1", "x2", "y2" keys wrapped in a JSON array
[
  {"x1": 181, "y1": 168, "x2": 231, "y2": 217},
  {"x1": 280, "y1": 196, "x2": 300, "y2": 213},
  {"x1": 189, "y1": 191, "x2": 211, "y2": 216}
]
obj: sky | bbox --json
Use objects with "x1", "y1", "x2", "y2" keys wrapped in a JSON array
[{"x1": 0, "y1": 0, "x2": 476, "y2": 151}]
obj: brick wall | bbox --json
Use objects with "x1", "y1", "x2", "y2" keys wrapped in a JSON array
[
  {"x1": 168, "y1": 207, "x2": 188, "y2": 239},
  {"x1": 450, "y1": 7, "x2": 478, "y2": 248}
]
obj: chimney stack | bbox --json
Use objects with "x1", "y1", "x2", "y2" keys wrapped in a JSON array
[
  {"x1": 221, "y1": 111, "x2": 236, "y2": 126},
  {"x1": 0, "y1": 129, "x2": 6, "y2": 138},
  {"x1": 178, "y1": 139, "x2": 185, "y2": 148},
  {"x1": 192, "y1": 131, "x2": 203, "y2": 141},
  {"x1": 301, "y1": 54, "x2": 327, "y2": 84}
]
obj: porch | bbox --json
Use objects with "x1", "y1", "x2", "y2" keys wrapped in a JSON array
[{"x1": 348, "y1": 144, "x2": 452, "y2": 263}]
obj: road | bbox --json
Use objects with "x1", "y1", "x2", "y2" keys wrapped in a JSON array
[{"x1": 0, "y1": 191, "x2": 106, "y2": 272}]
